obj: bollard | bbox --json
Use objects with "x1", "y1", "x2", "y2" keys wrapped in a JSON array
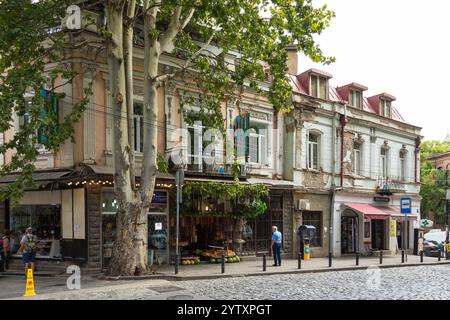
[
  {"x1": 379, "y1": 251, "x2": 383, "y2": 264},
  {"x1": 438, "y1": 252, "x2": 441, "y2": 262},
  {"x1": 356, "y1": 252, "x2": 359, "y2": 266},
  {"x1": 401, "y1": 250, "x2": 405, "y2": 263},
  {"x1": 420, "y1": 250, "x2": 423, "y2": 263},
  {"x1": 298, "y1": 253, "x2": 301, "y2": 269},
  {"x1": 221, "y1": 254, "x2": 225, "y2": 273},
  {"x1": 175, "y1": 254, "x2": 179, "y2": 275},
  {"x1": 328, "y1": 252, "x2": 332, "y2": 268},
  {"x1": 263, "y1": 254, "x2": 267, "y2": 272}
]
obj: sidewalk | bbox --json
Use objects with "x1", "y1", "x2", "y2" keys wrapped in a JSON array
[{"x1": 137, "y1": 253, "x2": 450, "y2": 281}]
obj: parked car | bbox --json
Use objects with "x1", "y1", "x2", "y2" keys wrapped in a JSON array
[
  {"x1": 423, "y1": 239, "x2": 440, "y2": 257},
  {"x1": 424, "y1": 230, "x2": 446, "y2": 243}
]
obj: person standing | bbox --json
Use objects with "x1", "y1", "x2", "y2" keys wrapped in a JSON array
[
  {"x1": 2, "y1": 230, "x2": 10, "y2": 270},
  {"x1": 271, "y1": 226, "x2": 282, "y2": 267},
  {"x1": 19, "y1": 227, "x2": 37, "y2": 276}
]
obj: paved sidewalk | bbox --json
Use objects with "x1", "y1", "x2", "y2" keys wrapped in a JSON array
[{"x1": 147, "y1": 253, "x2": 450, "y2": 280}]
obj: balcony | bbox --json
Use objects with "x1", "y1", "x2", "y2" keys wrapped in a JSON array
[{"x1": 376, "y1": 175, "x2": 406, "y2": 195}]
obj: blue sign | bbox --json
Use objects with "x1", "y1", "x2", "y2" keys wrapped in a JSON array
[{"x1": 400, "y1": 198, "x2": 412, "y2": 214}]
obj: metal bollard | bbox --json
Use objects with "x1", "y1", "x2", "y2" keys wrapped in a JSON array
[
  {"x1": 356, "y1": 252, "x2": 359, "y2": 266},
  {"x1": 328, "y1": 252, "x2": 332, "y2": 268},
  {"x1": 263, "y1": 254, "x2": 267, "y2": 272},
  {"x1": 438, "y1": 252, "x2": 441, "y2": 262},
  {"x1": 420, "y1": 250, "x2": 423, "y2": 263},
  {"x1": 379, "y1": 251, "x2": 383, "y2": 264},
  {"x1": 175, "y1": 254, "x2": 179, "y2": 275},
  {"x1": 298, "y1": 253, "x2": 301, "y2": 269},
  {"x1": 401, "y1": 250, "x2": 405, "y2": 263},
  {"x1": 221, "y1": 254, "x2": 225, "y2": 273}
]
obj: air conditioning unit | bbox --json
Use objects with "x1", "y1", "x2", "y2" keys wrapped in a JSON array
[{"x1": 296, "y1": 199, "x2": 310, "y2": 211}]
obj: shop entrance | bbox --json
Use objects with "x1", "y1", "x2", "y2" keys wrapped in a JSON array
[
  {"x1": 341, "y1": 211, "x2": 358, "y2": 254},
  {"x1": 371, "y1": 220, "x2": 386, "y2": 250}
]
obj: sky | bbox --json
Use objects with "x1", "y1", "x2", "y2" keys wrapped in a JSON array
[{"x1": 298, "y1": 0, "x2": 450, "y2": 141}]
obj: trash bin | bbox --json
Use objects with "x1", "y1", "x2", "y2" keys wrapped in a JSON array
[{"x1": 298, "y1": 225, "x2": 316, "y2": 260}]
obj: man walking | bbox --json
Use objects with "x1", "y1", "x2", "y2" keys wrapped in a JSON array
[
  {"x1": 19, "y1": 227, "x2": 37, "y2": 276},
  {"x1": 271, "y1": 226, "x2": 282, "y2": 267}
]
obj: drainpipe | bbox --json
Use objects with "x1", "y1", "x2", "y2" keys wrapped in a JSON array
[
  {"x1": 339, "y1": 112, "x2": 348, "y2": 188},
  {"x1": 414, "y1": 137, "x2": 421, "y2": 183},
  {"x1": 329, "y1": 106, "x2": 337, "y2": 258}
]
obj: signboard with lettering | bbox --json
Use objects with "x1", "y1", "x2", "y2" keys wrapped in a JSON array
[{"x1": 400, "y1": 198, "x2": 412, "y2": 214}]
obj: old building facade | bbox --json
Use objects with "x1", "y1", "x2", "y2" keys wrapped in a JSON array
[{"x1": 285, "y1": 61, "x2": 422, "y2": 258}]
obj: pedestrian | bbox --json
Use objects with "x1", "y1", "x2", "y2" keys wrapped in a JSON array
[
  {"x1": 271, "y1": 226, "x2": 282, "y2": 267},
  {"x1": 19, "y1": 227, "x2": 38, "y2": 276},
  {"x1": 2, "y1": 230, "x2": 11, "y2": 270}
]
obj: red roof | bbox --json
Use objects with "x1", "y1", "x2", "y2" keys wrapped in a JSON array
[{"x1": 289, "y1": 71, "x2": 407, "y2": 123}]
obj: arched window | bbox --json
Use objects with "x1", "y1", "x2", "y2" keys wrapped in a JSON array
[{"x1": 399, "y1": 150, "x2": 407, "y2": 181}]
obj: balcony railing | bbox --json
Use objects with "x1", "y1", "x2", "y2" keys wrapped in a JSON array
[{"x1": 376, "y1": 175, "x2": 406, "y2": 194}]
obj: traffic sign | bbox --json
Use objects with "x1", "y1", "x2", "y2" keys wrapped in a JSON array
[{"x1": 400, "y1": 198, "x2": 412, "y2": 214}]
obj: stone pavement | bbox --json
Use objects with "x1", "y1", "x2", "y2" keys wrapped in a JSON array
[{"x1": 149, "y1": 253, "x2": 450, "y2": 280}]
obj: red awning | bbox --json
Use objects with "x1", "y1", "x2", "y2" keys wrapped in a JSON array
[
  {"x1": 344, "y1": 203, "x2": 417, "y2": 220},
  {"x1": 344, "y1": 203, "x2": 390, "y2": 220}
]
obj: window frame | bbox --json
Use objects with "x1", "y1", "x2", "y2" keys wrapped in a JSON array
[
  {"x1": 349, "y1": 89, "x2": 362, "y2": 109},
  {"x1": 380, "y1": 98, "x2": 392, "y2": 118},
  {"x1": 307, "y1": 132, "x2": 320, "y2": 170},
  {"x1": 310, "y1": 75, "x2": 328, "y2": 100},
  {"x1": 380, "y1": 147, "x2": 389, "y2": 179},
  {"x1": 353, "y1": 141, "x2": 362, "y2": 176},
  {"x1": 399, "y1": 150, "x2": 407, "y2": 182}
]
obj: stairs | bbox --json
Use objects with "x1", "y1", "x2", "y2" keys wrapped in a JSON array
[{"x1": 3, "y1": 257, "x2": 101, "y2": 276}]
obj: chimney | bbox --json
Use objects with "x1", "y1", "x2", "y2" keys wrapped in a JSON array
[{"x1": 286, "y1": 45, "x2": 298, "y2": 75}]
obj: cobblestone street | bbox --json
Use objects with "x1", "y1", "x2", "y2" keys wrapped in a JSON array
[
  {"x1": 176, "y1": 264, "x2": 450, "y2": 300},
  {"x1": 4, "y1": 264, "x2": 450, "y2": 300}
]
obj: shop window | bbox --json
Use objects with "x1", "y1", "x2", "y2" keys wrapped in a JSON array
[
  {"x1": 302, "y1": 211, "x2": 322, "y2": 246},
  {"x1": 364, "y1": 221, "x2": 371, "y2": 238},
  {"x1": 9, "y1": 205, "x2": 62, "y2": 257}
]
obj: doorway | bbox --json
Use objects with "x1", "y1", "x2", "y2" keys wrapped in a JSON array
[
  {"x1": 341, "y1": 210, "x2": 358, "y2": 254},
  {"x1": 371, "y1": 220, "x2": 385, "y2": 250}
]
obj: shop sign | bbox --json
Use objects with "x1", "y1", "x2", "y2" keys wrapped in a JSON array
[
  {"x1": 420, "y1": 219, "x2": 433, "y2": 228},
  {"x1": 389, "y1": 220, "x2": 396, "y2": 237},
  {"x1": 374, "y1": 196, "x2": 390, "y2": 203},
  {"x1": 418, "y1": 238, "x2": 424, "y2": 252}
]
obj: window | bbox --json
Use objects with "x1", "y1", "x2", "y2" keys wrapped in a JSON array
[
  {"x1": 165, "y1": 96, "x2": 173, "y2": 125},
  {"x1": 187, "y1": 123, "x2": 204, "y2": 168},
  {"x1": 302, "y1": 211, "x2": 322, "y2": 246},
  {"x1": 0, "y1": 134, "x2": 4, "y2": 166},
  {"x1": 380, "y1": 99, "x2": 391, "y2": 118},
  {"x1": 380, "y1": 148, "x2": 389, "y2": 179},
  {"x1": 311, "y1": 75, "x2": 328, "y2": 99},
  {"x1": 307, "y1": 133, "x2": 320, "y2": 170},
  {"x1": 248, "y1": 126, "x2": 268, "y2": 165},
  {"x1": 133, "y1": 103, "x2": 144, "y2": 152},
  {"x1": 353, "y1": 141, "x2": 362, "y2": 175},
  {"x1": 349, "y1": 90, "x2": 362, "y2": 108},
  {"x1": 399, "y1": 150, "x2": 406, "y2": 181}
]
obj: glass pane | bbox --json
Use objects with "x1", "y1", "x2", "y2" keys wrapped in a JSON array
[
  {"x1": 313, "y1": 144, "x2": 318, "y2": 169},
  {"x1": 140, "y1": 117, "x2": 144, "y2": 152},
  {"x1": 133, "y1": 103, "x2": 143, "y2": 115},
  {"x1": 311, "y1": 75, "x2": 318, "y2": 97},
  {"x1": 309, "y1": 134, "x2": 318, "y2": 143},
  {"x1": 319, "y1": 77, "x2": 327, "y2": 99}
]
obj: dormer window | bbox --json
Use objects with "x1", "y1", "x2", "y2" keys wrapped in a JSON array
[
  {"x1": 349, "y1": 89, "x2": 362, "y2": 109},
  {"x1": 380, "y1": 99, "x2": 392, "y2": 118},
  {"x1": 311, "y1": 75, "x2": 328, "y2": 99}
]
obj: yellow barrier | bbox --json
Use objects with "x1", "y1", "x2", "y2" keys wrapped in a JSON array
[{"x1": 23, "y1": 268, "x2": 36, "y2": 297}]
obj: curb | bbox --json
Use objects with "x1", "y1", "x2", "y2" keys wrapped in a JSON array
[{"x1": 95, "y1": 260, "x2": 450, "y2": 282}]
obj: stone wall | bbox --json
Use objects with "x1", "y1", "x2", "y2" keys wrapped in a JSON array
[{"x1": 86, "y1": 184, "x2": 102, "y2": 269}]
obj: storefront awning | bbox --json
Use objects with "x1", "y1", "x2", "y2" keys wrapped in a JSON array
[
  {"x1": 246, "y1": 178, "x2": 294, "y2": 188},
  {"x1": 344, "y1": 203, "x2": 418, "y2": 220},
  {"x1": 344, "y1": 203, "x2": 391, "y2": 220},
  {"x1": 0, "y1": 170, "x2": 72, "y2": 184}
]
